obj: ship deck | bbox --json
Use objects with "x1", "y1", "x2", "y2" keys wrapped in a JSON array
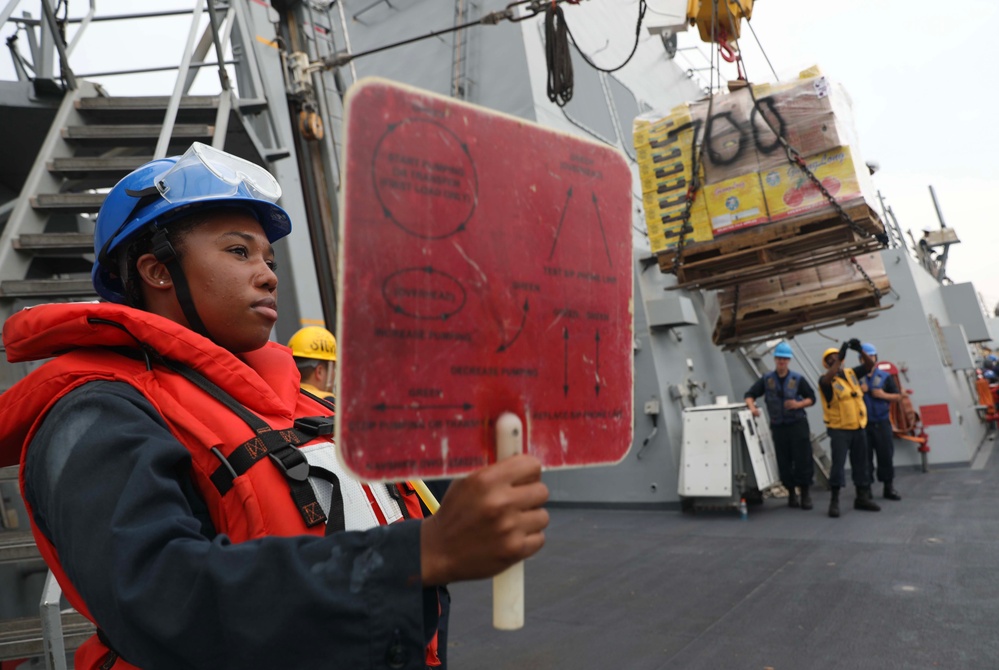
[{"x1": 448, "y1": 436, "x2": 999, "y2": 669}]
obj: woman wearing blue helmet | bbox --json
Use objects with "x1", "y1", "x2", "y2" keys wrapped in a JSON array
[{"x1": 0, "y1": 144, "x2": 548, "y2": 669}]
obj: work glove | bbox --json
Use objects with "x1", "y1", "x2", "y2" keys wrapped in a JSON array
[
  {"x1": 838, "y1": 342, "x2": 849, "y2": 361},
  {"x1": 848, "y1": 338, "x2": 862, "y2": 352}
]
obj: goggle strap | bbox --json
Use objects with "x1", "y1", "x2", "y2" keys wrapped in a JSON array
[{"x1": 125, "y1": 186, "x2": 160, "y2": 198}]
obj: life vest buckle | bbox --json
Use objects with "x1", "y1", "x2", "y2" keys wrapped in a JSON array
[
  {"x1": 294, "y1": 415, "x2": 335, "y2": 436},
  {"x1": 269, "y1": 446, "x2": 310, "y2": 482}
]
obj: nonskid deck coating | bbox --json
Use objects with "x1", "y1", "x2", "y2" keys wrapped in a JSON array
[{"x1": 447, "y1": 442, "x2": 999, "y2": 669}]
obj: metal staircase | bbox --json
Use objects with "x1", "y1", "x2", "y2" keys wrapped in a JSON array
[{"x1": 0, "y1": 85, "x2": 224, "y2": 311}]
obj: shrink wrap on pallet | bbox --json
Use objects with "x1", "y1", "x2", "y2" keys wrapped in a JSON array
[{"x1": 633, "y1": 66, "x2": 880, "y2": 249}]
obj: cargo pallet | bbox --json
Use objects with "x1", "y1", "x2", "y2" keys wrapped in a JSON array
[
  {"x1": 659, "y1": 202, "x2": 885, "y2": 291},
  {"x1": 712, "y1": 281, "x2": 891, "y2": 349}
]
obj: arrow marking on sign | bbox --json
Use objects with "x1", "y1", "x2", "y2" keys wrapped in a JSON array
[
  {"x1": 548, "y1": 186, "x2": 573, "y2": 261},
  {"x1": 563, "y1": 326, "x2": 569, "y2": 397},
  {"x1": 592, "y1": 191, "x2": 613, "y2": 266},
  {"x1": 371, "y1": 117, "x2": 479, "y2": 240},
  {"x1": 496, "y1": 298, "x2": 529, "y2": 352}
]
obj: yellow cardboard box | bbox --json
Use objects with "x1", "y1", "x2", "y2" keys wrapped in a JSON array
[
  {"x1": 760, "y1": 146, "x2": 865, "y2": 223},
  {"x1": 698, "y1": 171, "x2": 769, "y2": 235}
]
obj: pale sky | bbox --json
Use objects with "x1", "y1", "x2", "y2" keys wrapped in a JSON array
[
  {"x1": 3, "y1": 0, "x2": 996, "y2": 310},
  {"x1": 675, "y1": 0, "x2": 999, "y2": 311}
]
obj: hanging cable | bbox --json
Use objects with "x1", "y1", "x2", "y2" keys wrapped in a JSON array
[
  {"x1": 545, "y1": 2, "x2": 573, "y2": 106},
  {"x1": 562, "y1": 0, "x2": 647, "y2": 74},
  {"x1": 319, "y1": 0, "x2": 552, "y2": 71},
  {"x1": 722, "y1": 6, "x2": 889, "y2": 248},
  {"x1": 731, "y1": 0, "x2": 777, "y2": 81}
]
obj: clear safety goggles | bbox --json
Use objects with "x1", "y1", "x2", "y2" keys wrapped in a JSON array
[{"x1": 155, "y1": 142, "x2": 282, "y2": 204}]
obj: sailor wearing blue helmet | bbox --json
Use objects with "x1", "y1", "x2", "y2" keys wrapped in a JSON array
[
  {"x1": 744, "y1": 341, "x2": 818, "y2": 510},
  {"x1": 0, "y1": 144, "x2": 549, "y2": 669},
  {"x1": 853, "y1": 342, "x2": 904, "y2": 501}
]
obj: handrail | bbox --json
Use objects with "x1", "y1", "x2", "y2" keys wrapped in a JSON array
[
  {"x1": 38, "y1": 0, "x2": 75, "y2": 89},
  {"x1": 154, "y1": 0, "x2": 207, "y2": 159},
  {"x1": 63, "y1": 0, "x2": 93, "y2": 56},
  {"x1": 4, "y1": 1, "x2": 277, "y2": 157}
]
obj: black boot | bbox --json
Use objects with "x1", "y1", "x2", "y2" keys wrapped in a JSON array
[
  {"x1": 788, "y1": 487, "x2": 800, "y2": 508},
  {"x1": 828, "y1": 487, "x2": 840, "y2": 518},
  {"x1": 854, "y1": 486, "x2": 882, "y2": 512},
  {"x1": 883, "y1": 482, "x2": 901, "y2": 501},
  {"x1": 800, "y1": 486, "x2": 813, "y2": 510}
]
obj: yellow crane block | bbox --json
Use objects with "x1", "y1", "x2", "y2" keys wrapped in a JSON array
[{"x1": 687, "y1": 0, "x2": 754, "y2": 43}]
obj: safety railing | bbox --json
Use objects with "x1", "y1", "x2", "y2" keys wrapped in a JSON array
[{"x1": 1, "y1": 0, "x2": 274, "y2": 155}]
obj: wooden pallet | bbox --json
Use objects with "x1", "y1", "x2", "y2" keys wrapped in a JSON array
[
  {"x1": 658, "y1": 202, "x2": 885, "y2": 289},
  {"x1": 713, "y1": 284, "x2": 890, "y2": 348},
  {"x1": 714, "y1": 304, "x2": 892, "y2": 350},
  {"x1": 719, "y1": 275, "x2": 891, "y2": 316},
  {"x1": 674, "y1": 236, "x2": 884, "y2": 291}
]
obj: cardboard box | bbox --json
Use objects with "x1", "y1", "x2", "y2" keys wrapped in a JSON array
[
  {"x1": 760, "y1": 146, "x2": 869, "y2": 223},
  {"x1": 698, "y1": 171, "x2": 769, "y2": 235},
  {"x1": 645, "y1": 193, "x2": 711, "y2": 253},
  {"x1": 689, "y1": 87, "x2": 761, "y2": 185}
]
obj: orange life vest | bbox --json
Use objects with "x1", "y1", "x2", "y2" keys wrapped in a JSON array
[{"x1": 0, "y1": 302, "x2": 437, "y2": 668}]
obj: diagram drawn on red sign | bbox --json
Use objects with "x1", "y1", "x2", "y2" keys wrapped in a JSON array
[{"x1": 336, "y1": 78, "x2": 634, "y2": 482}]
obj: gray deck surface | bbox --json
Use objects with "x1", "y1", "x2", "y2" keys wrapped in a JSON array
[{"x1": 447, "y1": 441, "x2": 999, "y2": 669}]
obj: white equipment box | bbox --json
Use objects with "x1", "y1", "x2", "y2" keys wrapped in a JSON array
[{"x1": 678, "y1": 402, "x2": 780, "y2": 500}]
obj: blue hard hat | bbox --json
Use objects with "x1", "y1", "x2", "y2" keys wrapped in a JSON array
[
  {"x1": 92, "y1": 143, "x2": 291, "y2": 303},
  {"x1": 861, "y1": 343, "x2": 877, "y2": 356},
  {"x1": 773, "y1": 342, "x2": 793, "y2": 359}
]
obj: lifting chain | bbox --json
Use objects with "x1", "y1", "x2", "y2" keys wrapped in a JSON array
[
  {"x1": 849, "y1": 256, "x2": 881, "y2": 299},
  {"x1": 781, "y1": 143, "x2": 889, "y2": 246}
]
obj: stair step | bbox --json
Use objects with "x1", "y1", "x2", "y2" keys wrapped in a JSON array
[
  {"x1": 0, "y1": 466, "x2": 16, "y2": 481},
  {"x1": 49, "y1": 155, "x2": 152, "y2": 178},
  {"x1": 14, "y1": 233, "x2": 93, "y2": 253},
  {"x1": 76, "y1": 95, "x2": 267, "y2": 119},
  {"x1": 0, "y1": 612, "x2": 94, "y2": 662},
  {"x1": 77, "y1": 95, "x2": 220, "y2": 112},
  {"x1": 62, "y1": 124, "x2": 214, "y2": 144},
  {"x1": 0, "y1": 531, "x2": 41, "y2": 565},
  {"x1": 31, "y1": 193, "x2": 106, "y2": 213},
  {"x1": 0, "y1": 278, "x2": 96, "y2": 298}
]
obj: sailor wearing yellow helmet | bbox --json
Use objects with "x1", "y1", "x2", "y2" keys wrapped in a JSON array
[
  {"x1": 818, "y1": 339, "x2": 881, "y2": 518},
  {"x1": 288, "y1": 325, "x2": 337, "y2": 401}
]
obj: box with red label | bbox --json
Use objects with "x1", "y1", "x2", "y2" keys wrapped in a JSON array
[
  {"x1": 698, "y1": 171, "x2": 769, "y2": 235},
  {"x1": 760, "y1": 145, "x2": 875, "y2": 223}
]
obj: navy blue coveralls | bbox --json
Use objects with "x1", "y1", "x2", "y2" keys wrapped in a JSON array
[{"x1": 745, "y1": 370, "x2": 817, "y2": 490}]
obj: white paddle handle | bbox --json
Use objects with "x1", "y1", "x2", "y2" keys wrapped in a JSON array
[{"x1": 492, "y1": 411, "x2": 524, "y2": 630}]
